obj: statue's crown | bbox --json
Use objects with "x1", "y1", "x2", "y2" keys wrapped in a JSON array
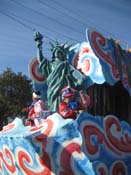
[{"x1": 49, "y1": 41, "x2": 72, "y2": 55}]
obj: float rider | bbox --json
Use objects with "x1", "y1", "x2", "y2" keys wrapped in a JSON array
[
  {"x1": 59, "y1": 86, "x2": 90, "y2": 119},
  {"x1": 22, "y1": 91, "x2": 45, "y2": 126}
]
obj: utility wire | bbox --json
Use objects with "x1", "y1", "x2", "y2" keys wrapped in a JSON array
[
  {"x1": 52, "y1": 0, "x2": 130, "y2": 47},
  {"x1": 38, "y1": 0, "x2": 115, "y2": 42},
  {"x1": 0, "y1": 9, "x2": 55, "y2": 46},
  {"x1": 37, "y1": 0, "x2": 87, "y2": 27},
  {"x1": 38, "y1": 0, "x2": 119, "y2": 44},
  {"x1": 7, "y1": 0, "x2": 81, "y2": 42},
  {"x1": 1, "y1": 0, "x2": 130, "y2": 49},
  {"x1": 9, "y1": 0, "x2": 83, "y2": 37},
  {"x1": 6, "y1": 10, "x2": 79, "y2": 42},
  {"x1": 0, "y1": 9, "x2": 80, "y2": 58},
  {"x1": 10, "y1": 0, "x2": 124, "y2": 45},
  {"x1": 0, "y1": 10, "x2": 35, "y2": 32}
]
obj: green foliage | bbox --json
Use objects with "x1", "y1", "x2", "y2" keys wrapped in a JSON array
[{"x1": 0, "y1": 68, "x2": 32, "y2": 129}]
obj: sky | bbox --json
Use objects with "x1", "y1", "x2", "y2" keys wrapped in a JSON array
[{"x1": 0, "y1": 0, "x2": 131, "y2": 79}]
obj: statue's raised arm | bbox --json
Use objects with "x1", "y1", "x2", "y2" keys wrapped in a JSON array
[
  {"x1": 34, "y1": 31, "x2": 50, "y2": 78},
  {"x1": 34, "y1": 31, "x2": 44, "y2": 62}
]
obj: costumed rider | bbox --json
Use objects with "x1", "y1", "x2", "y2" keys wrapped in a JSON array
[
  {"x1": 22, "y1": 91, "x2": 45, "y2": 126},
  {"x1": 59, "y1": 86, "x2": 90, "y2": 120}
]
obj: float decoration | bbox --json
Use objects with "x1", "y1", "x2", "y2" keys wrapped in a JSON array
[
  {"x1": 1, "y1": 28, "x2": 130, "y2": 175},
  {"x1": 87, "y1": 28, "x2": 131, "y2": 96},
  {"x1": 0, "y1": 112, "x2": 131, "y2": 175},
  {"x1": 29, "y1": 57, "x2": 46, "y2": 83},
  {"x1": 31, "y1": 29, "x2": 131, "y2": 97}
]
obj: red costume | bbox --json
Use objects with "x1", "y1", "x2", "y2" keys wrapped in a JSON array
[
  {"x1": 59, "y1": 86, "x2": 90, "y2": 120},
  {"x1": 24, "y1": 91, "x2": 45, "y2": 126},
  {"x1": 59, "y1": 101, "x2": 77, "y2": 119},
  {"x1": 58, "y1": 86, "x2": 78, "y2": 119}
]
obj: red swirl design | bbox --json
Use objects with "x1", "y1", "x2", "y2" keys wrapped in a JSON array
[
  {"x1": 18, "y1": 150, "x2": 51, "y2": 175},
  {"x1": 105, "y1": 116, "x2": 131, "y2": 152},
  {"x1": 34, "y1": 118, "x2": 54, "y2": 174},
  {"x1": 83, "y1": 124, "x2": 121, "y2": 156},
  {"x1": 41, "y1": 118, "x2": 54, "y2": 136},
  {"x1": 0, "y1": 123, "x2": 15, "y2": 134},
  {"x1": 90, "y1": 31, "x2": 119, "y2": 79},
  {"x1": 60, "y1": 143, "x2": 81, "y2": 175},
  {"x1": 0, "y1": 147, "x2": 16, "y2": 173},
  {"x1": 84, "y1": 125, "x2": 103, "y2": 155},
  {"x1": 29, "y1": 58, "x2": 45, "y2": 83},
  {"x1": 97, "y1": 166, "x2": 107, "y2": 175},
  {"x1": 112, "y1": 161, "x2": 126, "y2": 175},
  {"x1": 19, "y1": 118, "x2": 53, "y2": 174},
  {"x1": 73, "y1": 47, "x2": 90, "y2": 70},
  {"x1": 29, "y1": 125, "x2": 44, "y2": 132},
  {"x1": 29, "y1": 118, "x2": 53, "y2": 137},
  {"x1": 73, "y1": 53, "x2": 80, "y2": 69}
]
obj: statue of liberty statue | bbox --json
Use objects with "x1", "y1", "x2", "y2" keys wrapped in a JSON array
[{"x1": 34, "y1": 32, "x2": 85, "y2": 112}]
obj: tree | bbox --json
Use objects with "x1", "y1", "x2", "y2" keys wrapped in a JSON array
[{"x1": 0, "y1": 68, "x2": 32, "y2": 129}]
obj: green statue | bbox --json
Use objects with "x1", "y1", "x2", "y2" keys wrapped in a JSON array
[{"x1": 34, "y1": 32, "x2": 85, "y2": 112}]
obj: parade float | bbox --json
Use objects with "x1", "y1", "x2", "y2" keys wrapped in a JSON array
[{"x1": 0, "y1": 28, "x2": 131, "y2": 175}]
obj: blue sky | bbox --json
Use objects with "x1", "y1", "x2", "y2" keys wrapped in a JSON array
[{"x1": 0, "y1": 0, "x2": 131, "y2": 78}]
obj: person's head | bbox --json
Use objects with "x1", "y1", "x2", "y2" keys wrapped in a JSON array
[
  {"x1": 32, "y1": 91, "x2": 41, "y2": 101},
  {"x1": 61, "y1": 86, "x2": 76, "y2": 103}
]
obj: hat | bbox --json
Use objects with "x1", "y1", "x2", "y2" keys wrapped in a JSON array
[
  {"x1": 61, "y1": 86, "x2": 76, "y2": 98},
  {"x1": 32, "y1": 91, "x2": 41, "y2": 99}
]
